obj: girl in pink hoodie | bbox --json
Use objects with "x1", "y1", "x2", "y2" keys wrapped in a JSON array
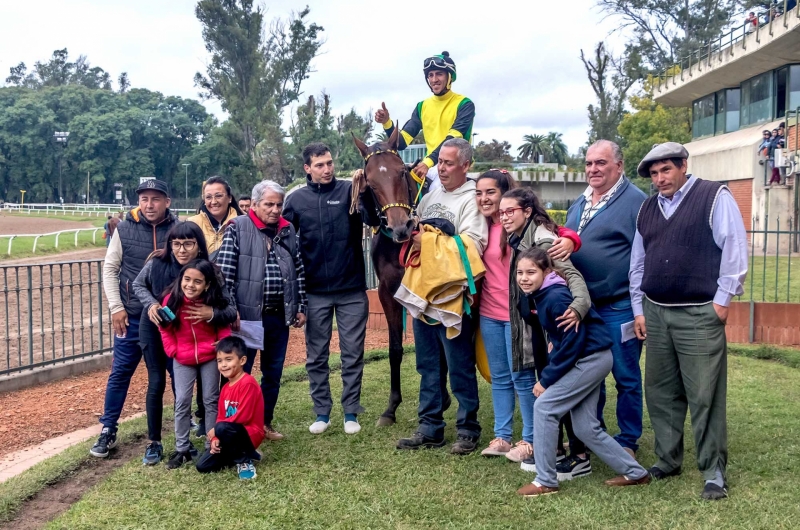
[{"x1": 159, "y1": 259, "x2": 232, "y2": 469}]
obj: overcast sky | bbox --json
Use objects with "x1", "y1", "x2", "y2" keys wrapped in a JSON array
[{"x1": 0, "y1": 0, "x2": 626, "y2": 155}]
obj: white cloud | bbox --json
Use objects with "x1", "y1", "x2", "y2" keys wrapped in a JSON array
[{"x1": 0, "y1": 0, "x2": 626, "y2": 154}]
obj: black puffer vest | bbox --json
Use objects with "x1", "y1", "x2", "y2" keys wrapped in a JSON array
[
  {"x1": 233, "y1": 215, "x2": 300, "y2": 326},
  {"x1": 116, "y1": 209, "x2": 178, "y2": 317}
]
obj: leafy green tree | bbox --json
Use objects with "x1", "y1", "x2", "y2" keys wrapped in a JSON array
[
  {"x1": 5, "y1": 49, "x2": 118, "y2": 90},
  {"x1": 545, "y1": 132, "x2": 569, "y2": 165},
  {"x1": 617, "y1": 78, "x2": 691, "y2": 179},
  {"x1": 518, "y1": 134, "x2": 550, "y2": 162},
  {"x1": 473, "y1": 139, "x2": 513, "y2": 163},
  {"x1": 194, "y1": 1, "x2": 324, "y2": 183},
  {"x1": 581, "y1": 42, "x2": 637, "y2": 146}
]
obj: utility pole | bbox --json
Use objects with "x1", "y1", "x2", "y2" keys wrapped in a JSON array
[
  {"x1": 53, "y1": 132, "x2": 70, "y2": 202},
  {"x1": 87, "y1": 171, "x2": 90, "y2": 204},
  {"x1": 182, "y1": 163, "x2": 191, "y2": 200}
]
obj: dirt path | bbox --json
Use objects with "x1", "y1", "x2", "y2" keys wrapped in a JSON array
[
  {"x1": 0, "y1": 214, "x2": 97, "y2": 236},
  {"x1": 1, "y1": 248, "x2": 106, "y2": 266}
]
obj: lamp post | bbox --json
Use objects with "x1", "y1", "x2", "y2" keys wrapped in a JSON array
[
  {"x1": 182, "y1": 163, "x2": 190, "y2": 200},
  {"x1": 53, "y1": 131, "x2": 70, "y2": 202},
  {"x1": 471, "y1": 132, "x2": 479, "y2": 147}
]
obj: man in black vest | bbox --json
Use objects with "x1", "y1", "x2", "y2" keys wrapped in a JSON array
[
  {"x1": 91, "y1": 179, "x2": 177, "y2": 458},
  {"x1": 629, "y1": 143, "x2": 748, "y2": 500},
  {"x1": 283, "y1": 143, "x2": 369, "y2": 436}
]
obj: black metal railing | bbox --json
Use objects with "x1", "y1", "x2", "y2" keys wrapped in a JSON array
[{"x1": 745, "y1": 217, "x2": 800, "y2": 304}]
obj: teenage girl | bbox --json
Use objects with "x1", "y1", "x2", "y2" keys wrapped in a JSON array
[
  {"x1": 159, "y1": 259, "x2": 232, "y2": 469},
  {"x1": 514, "y1": 248, "x2": 649, "y2": 497}
]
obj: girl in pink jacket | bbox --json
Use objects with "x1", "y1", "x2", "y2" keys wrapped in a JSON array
[{"x1": 159, "y1": 259, "x2": 232, "y2": 469}]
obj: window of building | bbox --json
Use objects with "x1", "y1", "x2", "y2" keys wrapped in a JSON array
[
  {"x1": 692, "y1": 94, "x2": 716, "y2": 138},
  {"x1": 741, "y1": 72, "x2": 774, "y2": 126},
  {"x1": 715, "y1": 89, "x2": 741, "y2": 135},
  {"x1": 790, "y1": 65, "x2": 800, "y2": 113},
  {"x1": 776, "y1": 67, "x2": 788, "y2": 119}
]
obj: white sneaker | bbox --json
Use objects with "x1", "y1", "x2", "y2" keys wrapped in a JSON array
[
  {"x1": 309, "y1": 420, "x2": 331, "y2": 434},
  {"x1": 344, "y1": 420, "x2": 361, "y2": 435}
]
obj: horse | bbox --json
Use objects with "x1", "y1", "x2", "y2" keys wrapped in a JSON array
[{"x1": 350, "y1": 128, "x2": 450, "y2": 427}]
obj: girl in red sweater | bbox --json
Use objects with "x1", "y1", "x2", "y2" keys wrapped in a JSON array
[{"x1": 159, "y1": 259, "x2": 231, "y2": 469}]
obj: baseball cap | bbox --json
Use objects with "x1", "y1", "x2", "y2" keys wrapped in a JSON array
[{"x1": 136, "y1": 179, "x2": 170, "y2": 196}]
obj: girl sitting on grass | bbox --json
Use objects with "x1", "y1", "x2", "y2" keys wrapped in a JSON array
[
  {"x1": 159, "y1": 259, "x2": 231, "y2": 469},
  {"x1": 513, "y1": 248, "x2": 650, "y2": 497}
]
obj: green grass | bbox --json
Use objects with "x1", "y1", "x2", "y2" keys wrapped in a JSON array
[
  {"x1": 745, "y1": 256, "x2": 800, "y2": 303},
  {"x1": 0, "y1": 229, "x2": 106, "y2": 261},
  {"x1": 729, "y1": 343, "x2": 800, "y2": 369},
  {"x1": 40, "y1": 350, "x2": 800, "y2": 529}
]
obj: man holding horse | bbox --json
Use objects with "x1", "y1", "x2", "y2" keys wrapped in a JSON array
[
  {"x1": 396, "y1": 138, "x2": 488, "y2": 455},
  {"x1": 374, "y1": 51, "x2": 475, "y2": 190},
  {"x1": 283, "y1": 142, "x2": 370, "y2": 436}
]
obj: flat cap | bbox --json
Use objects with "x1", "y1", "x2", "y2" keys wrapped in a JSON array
[
  {"x1": 637, "y1": 142, "x2": 689, "y2": 178},
  {"x1": 136, "y1": 178, "x2": 169, "y2": 196}
]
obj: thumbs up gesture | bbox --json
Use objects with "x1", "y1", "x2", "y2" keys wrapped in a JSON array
[{"x1": 375, "y1": 102, "x2": 390, "y2": 124}]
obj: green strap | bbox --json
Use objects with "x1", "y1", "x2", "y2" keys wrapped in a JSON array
[{"x1": 453, "y1": 235, "x2": 477, "y2": 295}]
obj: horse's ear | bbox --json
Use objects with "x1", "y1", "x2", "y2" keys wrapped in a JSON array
[
  {"x1": 352, "y1": 133, "x2": 369, "y2": 158},
  {"x1": 349, "y1": 169, "x2": 367, "y2": 215},
  {"x1": 388, "y1": 125, "x2": 400, "y2": 150}
]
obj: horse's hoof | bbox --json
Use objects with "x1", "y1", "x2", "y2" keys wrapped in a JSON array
[{"x1": 376, "y1": 415, "x2": 396, "y2": 427}]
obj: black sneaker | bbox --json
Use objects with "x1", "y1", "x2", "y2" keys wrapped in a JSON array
[
  {"x1": 142, "y1": 441, "x2": 163, "y2": 466},
  {"x1": 521, "y1": 451, "x2": 566, "y2": 473},
  {"x1": 166, "y1": 450, "x2": 193, "y2": 469},
  {"x1": 556, "y1": 454, "x2": 592, "y2": 481},
  {"x1": 648, "y1": 466, "x2": 682, "y2": 481},
  {"x1": 188, "y1": 445, "x2": 200, "y2": 459},
  {"x1": 90, "y1": 427, "x2": 118, "y2": 458},
  {"x1": 194, "y1": 420, "x2": 206, "y2": 438},
  {"x1": 396, "y1": 432, "x2": 446, "y2": 450},
  {"x1": 701, "y1": 482, "x2": 728, "y2": 501},
  {"x1": 450, "y1": 434, "x2": 479, "y2": 455}
]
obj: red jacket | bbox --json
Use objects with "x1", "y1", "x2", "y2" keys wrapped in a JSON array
[
  {"x1": 217, "y1": 373, "x2": 265, "y2": 449},
  {"x1": 159, "y1": 294, "x2": 231, "y2": 366}
]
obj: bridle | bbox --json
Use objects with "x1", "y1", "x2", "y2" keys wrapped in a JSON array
[{"x1": 362, "y1": 148, "x2": 425, "y2": 223}]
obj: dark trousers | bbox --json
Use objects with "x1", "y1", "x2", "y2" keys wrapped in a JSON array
[
  {"x1": 140, "y1": 317, "x2": 175, "y2": 442},
  {"x1": 195, "y1": 421, "x2": 256, "y2": 473},
  {"x1": 413, "y1": 314, "x2": 480, "y2": 440},
  {"x1": 243, "y1": 310, "x2": 291, "y2": 426},
  {"x1": 558, "y1": 414, "x2": 586, "y2": 455},
  {"x1": 99, "y1": 314, "x2": 142, "y2": 429}
]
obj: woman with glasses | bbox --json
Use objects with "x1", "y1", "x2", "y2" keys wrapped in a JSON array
[
  {"x1": 476, "y1": 171, "x2": 581, "y2": 464},
  {"x1": 133, "y1": 222, "x2": 237, "y2": 465},
  {"x1": 187, "y1": 176, "x2": 244, "y2": 258}
]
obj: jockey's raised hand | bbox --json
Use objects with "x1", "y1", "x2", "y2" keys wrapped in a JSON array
[
  {"x1": 375, "y1": 102, "x2": 390, "y2": 124},
  {"x1": 412, "y1": 162, "x2": 429, "y2": 180}
]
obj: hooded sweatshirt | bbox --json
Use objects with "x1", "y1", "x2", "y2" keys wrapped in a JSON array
[
  {"x1": 525, "y1": 272, "x2": 612, "y2": 388},
  {"x1": 416, "y1": 178, "x2": 488, "y2": 254}
]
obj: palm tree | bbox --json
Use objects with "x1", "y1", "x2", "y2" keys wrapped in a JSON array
[
  {"x1": 545, "y1": 132, "x2": 569, "y2": 165},
  {"x1": 517, "y1": 134, "x2": 550, "y2": 163}
]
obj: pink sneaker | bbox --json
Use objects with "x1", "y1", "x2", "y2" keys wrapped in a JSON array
[
  {"x1": 481, "y1": 437, "x2": 512, "y2": 457},
  {"x1": 505, "y1": 440, "x2": 533, "y2": 463}
]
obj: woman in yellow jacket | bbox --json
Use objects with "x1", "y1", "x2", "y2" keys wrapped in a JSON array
[{"x1": 187, "y1": 176, "x2": 243, "y2": 257}]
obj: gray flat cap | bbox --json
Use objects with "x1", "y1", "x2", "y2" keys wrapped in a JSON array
[{"x1": 637, "y1": 142, "x2": 689, "y2": 178}]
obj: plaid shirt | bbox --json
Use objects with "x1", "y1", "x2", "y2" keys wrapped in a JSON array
[{"x1": 217, "y1": 221, "x2": 307, "y2": 314}]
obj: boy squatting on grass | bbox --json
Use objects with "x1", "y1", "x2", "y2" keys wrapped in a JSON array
[
  {"x1": 195, "y1": 337, "x2": 265, "y2": 480},
  {"x1": 513, "y1": 248, "x2": 650, "y2": 497}
]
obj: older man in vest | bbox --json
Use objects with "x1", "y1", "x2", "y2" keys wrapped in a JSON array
[{"x1": 629, "y1": 142, "x2": 748, "y2": 500}]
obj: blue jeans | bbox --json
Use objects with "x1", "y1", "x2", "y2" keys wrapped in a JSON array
[
  {"x1": 99, "y1": 314, "x2": 143, "y2": 429},
  {"x1": 414, "y1": 314, "x2": 480, "y2": 440},
  {"x1": 596, "y1": 298, "x2": 643, "y2": 451},
  {"x1": 480, "y1": 316, "x2": 536, "y2": 443},
  {"x1": 243, "y1": 311, "x2": 291, "y2": 426}
]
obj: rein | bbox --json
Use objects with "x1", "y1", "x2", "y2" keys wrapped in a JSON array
[{"x1": 362, "y1": 148, "x2": 426, "y2": 223}]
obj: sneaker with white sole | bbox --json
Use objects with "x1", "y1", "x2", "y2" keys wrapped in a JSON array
[
  {"x1": 309, "y1": 420, "x2": 331, "y2": 434},
  {"x1": 505, "y1": 440, "x2": 533, "y2": 463},
  {"x1": 344, "y1": 420, "x2": 361, "y2": 435},
  {"x1": 556, "y1": 454, "x2": 592, "y2": 481},
  {"x1": 481, "y1": 438, "x2": 512, "y2": 457},
  {"x1": 90, "y1": 427, "x2": 118, "y2": 458},
  {"x1": 237, "y1": 460, "x2": 257, "y2": 480}
]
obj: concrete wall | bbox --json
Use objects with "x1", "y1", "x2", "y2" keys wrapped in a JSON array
[{"x1": 467, "y1": 171, "x2": 587, "y2": 204}]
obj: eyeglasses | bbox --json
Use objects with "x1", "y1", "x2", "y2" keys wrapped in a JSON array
[
  {"x1": 204, "y1": 194, "x2": 227, "y2": 202},
  {"x1": 171, "y1": 240, "x2": 197, "y2": 251},
  {"x1": 498, "y1": 207, "x2": 523, "y2": 219}
]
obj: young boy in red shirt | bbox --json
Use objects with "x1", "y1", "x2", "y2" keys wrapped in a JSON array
[{"x1": 195, "y1": 337, "x2": 265, "y2": 480}]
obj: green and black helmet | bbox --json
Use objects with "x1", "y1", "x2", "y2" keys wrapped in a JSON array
[{"x1": 423, "y1": 51, "x2": 457, "y2": 88}]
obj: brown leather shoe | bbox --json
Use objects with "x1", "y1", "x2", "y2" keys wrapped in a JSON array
[
  {"x1": 623, "y1": 447, "x2": 636, "y2": 459},
  {"x1": 264, "y1": 424, "x2": 284, "y2": 441},
  {"x1": 517, "y1": 482, "x2": 559, "y2": 497},
  {"x1": 604, "y1": 473, "x2": 651, "y2": 487}
]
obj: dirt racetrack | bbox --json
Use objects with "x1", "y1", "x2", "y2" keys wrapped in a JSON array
[{"x1": 0, "y1": 212, "x2": 97, "y2": 235}]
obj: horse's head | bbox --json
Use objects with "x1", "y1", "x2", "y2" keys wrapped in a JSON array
[{"x1": 352, "y1": 127, "x2": 417, "y2": 243}]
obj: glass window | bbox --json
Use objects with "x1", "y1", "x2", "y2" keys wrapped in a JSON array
[
  {"x1": 776, "y1": 67, "x2": 788, "y2": 118},
  {"x1": 790, "y1": 65, "x2": 800, "y2": 113},
  {"x1": 741, "y1": 72, "x2": 773, "y2": 126},
  {"x1": 715, "y1": 90, "x2": 726, "y2": 135},
  {"x1": 725, "y1": 88, "x2": 740, "y2": 133},
  {"x1": 692, "y1": 94, "x2": 716, "y2": 138}
]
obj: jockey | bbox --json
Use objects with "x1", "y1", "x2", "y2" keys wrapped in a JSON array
[{"x1": 375, "y1": 51, "x2": 475, "y2": 190}]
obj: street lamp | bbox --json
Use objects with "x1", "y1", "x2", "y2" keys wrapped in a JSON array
[
  {"x1": 471, "y1": 132, "x2": 479, "y2": 146},
  {"x1": 182, "y1": 163, "x2": 191, "y2": 200},
  {"x1": 54, "y1": 131, "x2": 70, "y2": 203}
]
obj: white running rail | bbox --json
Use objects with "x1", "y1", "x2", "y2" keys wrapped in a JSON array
[
  {"x1": 1, "y1": 203, "x2": 196, "y2": 217},
  {"x1": 1, "y1": 228, "x2": 103, "y2": 255}
]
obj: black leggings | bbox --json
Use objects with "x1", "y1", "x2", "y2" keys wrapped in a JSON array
[
  {"x1": 195, "y1": 422, "x2": 256, "y2": 473},
  {"x1": 141, "y1": 318, "x2": 175, "y2": 442},
  {"x1": 558, "y1": 413, "x2": 587, "y2": 456}
]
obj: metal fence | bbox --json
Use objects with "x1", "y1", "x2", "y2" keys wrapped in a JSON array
[
  {"x1": 745, "y1": 219, "x2": 800, "y2": 303},
  {"x1": 0, "y1": 260, "x2": 112, "y2": 377}
]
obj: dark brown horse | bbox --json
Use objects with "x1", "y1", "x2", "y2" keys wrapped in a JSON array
[{"x1": 351, "y1": 128, "x2": 449, "y2": 426}]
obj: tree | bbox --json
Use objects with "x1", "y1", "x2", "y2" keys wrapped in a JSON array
[
  {"x1": 194, "y1": 1, "x2": 324, "y2": 183},
  {"x1": 473, "y1": 139, "x2": 513, "y2": 163},
  {"x1": 617, "y1": 78, "x2": 691, "y2": 178},
  {"x1": 596, "y1": 0, "x2": 738, "y2": 73},
  {"x1": 581, "y1": 42, "x2": 637, "y2": 146},
  {"x1": 5, "y1": 49, "x2": 117, "y2": 90},
  {"x1": 545, "y1": 132, "x2": 569, "y2": 165},
  {"x1": 517, "y1": 134, "x2": 550, "y2": 163}
]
